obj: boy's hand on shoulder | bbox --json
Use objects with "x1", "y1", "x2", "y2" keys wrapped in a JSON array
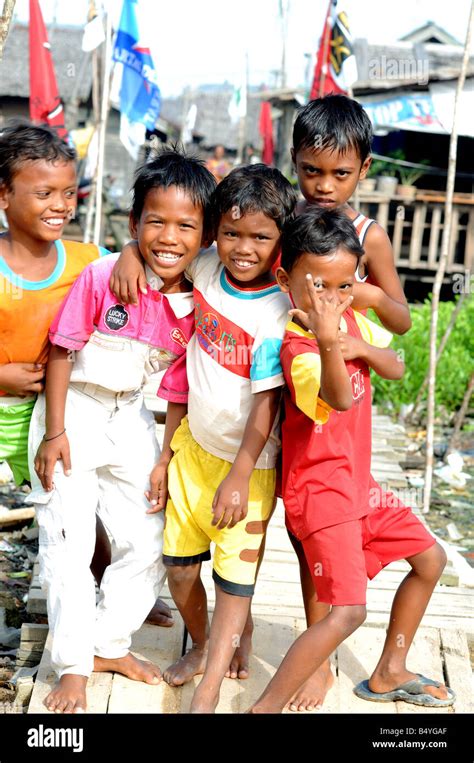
[
  {"x1": 109, "y1": 240, "x2": 147, "y2": 305},
  {"x1": 0, "y1": 362, "x2": 45, "y2": 396},
  {"x1": 338, "y1": 331, "x2": 367, "y2": 362},
  {"x1": 211, "y1": 470, "x2": 249, "y2": 530},
  {"x1": 34, "y1": 432, "x2": 71, "y2": 492},
  {"x1": 289, "y1": 274, "x2": 353, "y2": 349},
  {"x1": 145, "y1": 459, "x2": 169, "y2": 514}
]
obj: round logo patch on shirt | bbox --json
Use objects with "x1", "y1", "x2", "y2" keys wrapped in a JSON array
[{"x1": 104, "y1": 304, "x2": 129, "y2": 331}]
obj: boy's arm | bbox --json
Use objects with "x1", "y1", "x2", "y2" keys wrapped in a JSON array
[
  {"x1": 211, "y1": 387, "x2": 281, "y2": 530},
  {"x1": 34, "y1": 345, "x2": 73, "y2": 491},
  {"x1": 338, "y1": 333, "x2": 404, "y2": 379},
  {"x1": 354, "y1": 224, "x2": 411, "y2": 335},
  {"x1": 145, "y1": 401, "x2": 187, "y2": 514},
  {"x1": 109, "y1": 240, "x2": 146, "y2": 305}
]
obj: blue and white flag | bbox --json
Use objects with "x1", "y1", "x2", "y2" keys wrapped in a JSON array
[{"x1": 112, "y1": 0, "x2": 161, "y2": 159}]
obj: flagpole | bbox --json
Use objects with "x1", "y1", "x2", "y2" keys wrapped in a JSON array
[
  {"x1": 319, "y1": 0, "x2": 332, "y2": 97},
  {"x1": 236, "y1": 50, "x2": 249, "y2": 164},
  {"x1": 93, "y1": 10, "x2": 112, "y2": 246}
]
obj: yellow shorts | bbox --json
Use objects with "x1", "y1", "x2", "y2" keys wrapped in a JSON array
[{"x1": 163, "y1": 417, "x2": 276, "y2": 596}]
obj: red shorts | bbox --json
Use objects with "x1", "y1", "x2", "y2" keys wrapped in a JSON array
[{"x1": 301, "y1": 503, "x2": 436, "y2": 606}]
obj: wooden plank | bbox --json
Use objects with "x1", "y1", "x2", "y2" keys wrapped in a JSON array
[
  {"x1": 391, "y1": 208, "x2": 405, "y2": 262},
  {"x1": 26, "y1": 588, "x2": 47, "y2": 616},
  {"x1": 440, "y1": 628, "x2": 473, "y2": 713},
  {"x1": 336, "y1": 626, "x2": 398, "y2": 713},
  {"x1": 20, "y1": 623, "x2": 48, "y2": 642},
  {"x1": 428, "y1": 206, "x2": 442, "y2": 267},
  {"x1": 409, "y1": 204, "x2": 426, "y2": 268},
  {"x1": 28, "y1": 632, "x2": 114, "y2": 714},
  {"x1": 464, "y1": 209, "x2": 474, "y2": 272},
  {"x1": 395, "y1": 627, "x2": 449, "y2": 714},
  {"x1": 447, "y1": 209, "x2": 460, "y2": 268},
  {"x1": 376, "y1": 201, "x2": 389, "y2": 230},
  {"x1": 107, "y1": 621, "x2": 184, "y2": 713}
]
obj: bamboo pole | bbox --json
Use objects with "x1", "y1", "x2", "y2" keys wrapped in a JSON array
[
  {"x1": 93, "y1": 10, "x2": 112, "y2": 246},
  {"x1": 83, "y1": 0, "x2": 102, "y2": 243},
  {"x1": 0, "y1": 0, "x2": 16, "y2": 62},
  {"x1": 423, "y1": 0, "x2": 474, "y2": 513}
]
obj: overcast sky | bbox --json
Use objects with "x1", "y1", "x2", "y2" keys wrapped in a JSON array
[{"x1": 13, "y1": 0, "x2": 474, "y2": 96}]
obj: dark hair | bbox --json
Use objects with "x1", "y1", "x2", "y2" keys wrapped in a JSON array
[
  {"x1": 211, "y1": 163, "x2": 297, "y2": 235},
  {"x1": 281, "y1": 208, "x2": 364, "y2": 273},
  {"x1": 131, "y1": 144, "x2": 216, "y2": 239},
  {"x1": 0, "y1": 120, "x2": 76, "y2": 189},
  {"x1": 292, "y1": 94, "x2": 373, "y2": 163}
]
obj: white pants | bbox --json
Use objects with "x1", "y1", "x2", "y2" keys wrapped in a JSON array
[{"x1": 28, "y1": 384, "x2": 166, "y2": 679}]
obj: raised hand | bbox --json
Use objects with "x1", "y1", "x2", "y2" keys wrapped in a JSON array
[{"x1": 289, "y1": 274, "x2": 353, "y2": 349}]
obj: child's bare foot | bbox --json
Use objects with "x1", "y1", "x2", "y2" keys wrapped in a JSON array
[
  {"x1": 93, "y1": 653, "x2": 161, "y2": 684},
  {"x1": 226, "y1": 614, "x2": 253, "y2": 679},
  {"x1": 145, "y1": 598, "x2": 174, "y2": 627},
  {"x1": 368, "y1": 668, "x2": 450, "y2": 700},
  {"x1": 44, "y1": 675, "x2": 88, "y2": 714},
  {"x1": 288, "y1": 661, "x2": 334, "y2": 711},
  {"x1": 163, "y1": 645, "x2": 207, "y2": 686}
]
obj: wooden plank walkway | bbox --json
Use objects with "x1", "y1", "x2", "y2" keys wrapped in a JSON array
[{"x1": 27, "y1": 413, "x2": 474, "y2": 714}]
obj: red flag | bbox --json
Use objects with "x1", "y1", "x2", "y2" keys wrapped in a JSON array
[
  {"x1": 310, "y1": 0, "x2": 357, "y2": 99},
  {"x1": 29, "y1": 0, "x2": 68, "y2": 139},
  {"x1": 259, "y1": 101, "x2": 274, "y2": 166}
]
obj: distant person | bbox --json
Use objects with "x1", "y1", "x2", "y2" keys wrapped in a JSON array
[
  {"x1": 206, "y1": 144, "x2": 231, "y2": 183},
  {"x1": 243, "y1": 143, "x2": 260, "y2": 165}
]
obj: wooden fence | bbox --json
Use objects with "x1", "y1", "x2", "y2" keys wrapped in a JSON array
[{"x1": 357, "y1": 191, "x2": 474, "y2": 278}]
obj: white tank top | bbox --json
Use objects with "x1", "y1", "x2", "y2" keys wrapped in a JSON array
[{"x1": 352, "y1": 213, "x2": 375, "y2": 283}]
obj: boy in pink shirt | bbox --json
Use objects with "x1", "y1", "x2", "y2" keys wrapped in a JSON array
[{"x1": 29, "y1": 148, "x2": 215, "y2": 714}]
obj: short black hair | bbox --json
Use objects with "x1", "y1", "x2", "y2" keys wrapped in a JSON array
[
  {"x1": 0, "y1": 120, "x2": 76, "y2": 190},
  {"x1": 281, "y1": 208, "x2": 364, "y2": 273},
  {"x1": 211, "y1": 163, "x2": 297, "y2": 235},
  {"x1": 292, "y1": 94, "x2": 373, "y2": 163},
  {"x1": 131, "y1": 144, "x2": 216, "y2": 239}
]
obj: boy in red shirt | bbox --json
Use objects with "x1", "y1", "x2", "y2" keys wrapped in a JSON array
[{"x1": 250, "y1": 208, "x2": 455, "y2": 712}]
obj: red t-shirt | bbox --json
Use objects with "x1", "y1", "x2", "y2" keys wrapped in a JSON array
[{"x1": 280, "y1": 309, "x2": 393, "y2": 539}]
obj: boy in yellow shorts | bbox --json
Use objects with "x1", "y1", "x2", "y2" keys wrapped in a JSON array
[{"x1": 110, "y1": 164, "x2": 297, "y2": 711}]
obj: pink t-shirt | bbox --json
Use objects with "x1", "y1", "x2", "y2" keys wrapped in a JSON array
[{"x1": 49, "y1": 254, "x2": 194, "y2": 403}]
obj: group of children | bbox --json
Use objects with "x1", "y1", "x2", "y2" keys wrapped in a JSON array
[{"x1": 0, "y1": 94, "x2": 455, "y2": 714}]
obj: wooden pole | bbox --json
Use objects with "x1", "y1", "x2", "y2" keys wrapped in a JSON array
[
  {"x1": 93, "y1": 10, "x2": 112, "y2": 246},
  {"x1": 0, "y1": 0, "x2": 16, "y2": 62},
  {"x1": 83, "y1": 0, "x2": 102, "y2": 243},
  {"x1": 236, "y1": 50, "x2": 249, "y2": 164},
  {"x1": 423, "y1": 0, "x2": 474, "y2": 513}
]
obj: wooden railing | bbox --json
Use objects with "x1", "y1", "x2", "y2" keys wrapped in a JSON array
[{"x1": 356, "y1": 191, "x2": 474, "y2": 276}]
